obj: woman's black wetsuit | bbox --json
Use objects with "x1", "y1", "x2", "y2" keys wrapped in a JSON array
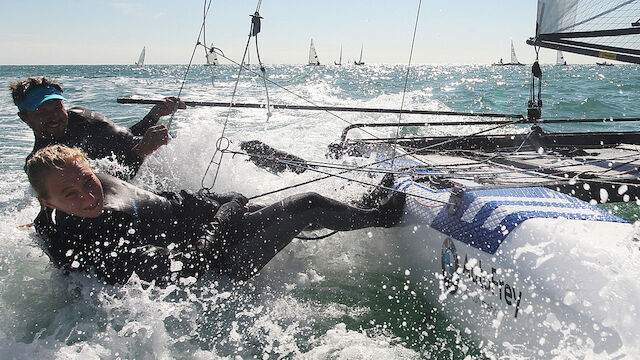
[{"x1": 34, "y1": 174, "x2": 402, "y2": 285}]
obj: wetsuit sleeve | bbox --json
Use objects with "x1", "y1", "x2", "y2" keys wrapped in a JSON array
[
  {"x1": 129, "y1": 113, "x2": 160, "y2": 137},
  {"x1": 32, "y1": 208, "x2": 66, "y2": 266}
]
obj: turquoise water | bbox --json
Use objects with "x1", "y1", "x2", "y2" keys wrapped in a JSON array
[{"x1": 1, "y1": 64, "x2": 639, "y2": 359}]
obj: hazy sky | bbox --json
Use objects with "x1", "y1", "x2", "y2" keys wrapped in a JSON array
[{"x1": 0, "y1": 0, "x2": 598, "y2": 65}]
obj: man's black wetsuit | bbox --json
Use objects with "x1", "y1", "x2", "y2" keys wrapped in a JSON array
[
  {"x1": 33, "y1": 173, "x2": 246, "y2": 285},
  {"x1": 27, "y1": 107, "x2": 156, "y2": 178},
  {"x1": 33, "y1": 174, "x2": 403, "y2": 285}
]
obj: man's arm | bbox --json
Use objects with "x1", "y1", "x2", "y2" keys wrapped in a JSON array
[
  {"x1": 129, "y1": 97, "x2": 186, "y2": 136},
  {"x1": 68, "y1": 107, "x2": 168, "y2": 177}
]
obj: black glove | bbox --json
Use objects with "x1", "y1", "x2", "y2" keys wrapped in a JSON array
[
  {"x1": 214, "y1": 199, "x2": 247, "y2": 227},
  {"x1": 212, "y1": 191, "x2": 248, "y2": 206}
]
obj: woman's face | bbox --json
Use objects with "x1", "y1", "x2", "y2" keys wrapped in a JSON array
[{"x1": 39, "y1": 159, "x2": 104, "y2": 218}]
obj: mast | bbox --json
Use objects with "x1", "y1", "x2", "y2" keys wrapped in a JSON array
[{"x1": 527, "y1": 0, "x2": 640, "y2": 64}]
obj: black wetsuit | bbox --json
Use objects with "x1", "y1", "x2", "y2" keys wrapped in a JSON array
[
  {"x1": 26, "y1": 106, "x2": 156, "y2": 178},
  {"x1": 34, "y1": 173, "x2": 244, "y2": 285},
  {"x1": 33, "y1": 174, "x2": 401, "y2": 285}
]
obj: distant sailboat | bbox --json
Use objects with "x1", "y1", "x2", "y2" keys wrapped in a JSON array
[
  {"x1": 335, "y1": 46, "x2": 342, "y2": 66},
  {"x1": 492, "y1": 40, "x2": 524, "y2": 66},
  {"x1": 308, "y1": 39, "x2": 320, "y2": 66},
  {"x1": 135, "y1": 46, "x2": 146, "y2": 66},
  {"x1": 206, "y1": 43, "x2": 219, "y2": 66},
  {"x1": 354, "y1": 45, "x2": 365, "y2": 65},
  {"x1": 556, "y1": 50, "x2": 567, "y2": 66}
]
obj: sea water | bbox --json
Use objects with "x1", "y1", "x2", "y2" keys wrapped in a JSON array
[{"x1": 1, "y1": 64, "x2": 639, "y2": 359}]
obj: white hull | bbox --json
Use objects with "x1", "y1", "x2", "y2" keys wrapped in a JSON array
[{"x1": 392, "y1": 174, "x2": 638, "y2": 356}]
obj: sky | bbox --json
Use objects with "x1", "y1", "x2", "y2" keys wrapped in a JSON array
[{"x1": 0, "y1": 0, "x2": 600, "y2": 65}]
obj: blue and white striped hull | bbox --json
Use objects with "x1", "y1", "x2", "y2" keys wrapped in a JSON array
[{"x1": 392, "y1": 172, "x2": 638, "y2": 357}]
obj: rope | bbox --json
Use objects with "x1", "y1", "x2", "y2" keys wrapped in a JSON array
[
  {"x1": 251, "y1": 11, "x2": 273, "y2": 120},
  {"x1": 167, "y1": 0, "x2": 214, "y2": 131},
  {"x1": 202, "y1": 1, "x2": 217, "y2": 87},
  {"x1": 209, "y1": 50, "x2": 385, "y2": 140},
  {"x1": 201, "y1": 0, "x2": 265, "y2": 190},
  {"x1": 392, "y1": 0, "x2": 423, "y2": 168}
]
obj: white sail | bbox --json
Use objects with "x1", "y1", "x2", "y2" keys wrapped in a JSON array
[
  {"x1": 206, "y1": 43, "x2": 219, "y2": 66},
  {"x1": 135, "y1": 46, "x2": 145, "y2": 66},
  {"x1": 354, "y1": 44, "x2": 365, "y2": 65},
  {"x1": 529, "y1": 0, "x2": 640, "y2": 64},
  {"x1": 308, "y1": 39, "x2": 320, "y2": 65},
  {"x1": 556, "y1": 50, "x2": 567, "y2": 65},
  {"x1": 335, "y1": 46, "x2": 342, "y2": 65},
  {"x1": 510, "y1": 41, "x2": 520, "y2": 64}
]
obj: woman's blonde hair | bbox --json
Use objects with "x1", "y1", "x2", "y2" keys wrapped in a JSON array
[{"x1": 26, "y1": 145, "x2": 88, "y2": 198}]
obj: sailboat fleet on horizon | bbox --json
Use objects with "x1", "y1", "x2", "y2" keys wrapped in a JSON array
[{"x1": 309, "y1": 39, "x2": 365, "y2": 66}]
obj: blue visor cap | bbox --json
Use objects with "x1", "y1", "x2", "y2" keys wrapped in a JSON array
[{"x1": 17, "y1": 86, "x2": 66, "y2": 112}]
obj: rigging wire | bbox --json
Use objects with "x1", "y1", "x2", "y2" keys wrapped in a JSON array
[
  {"x1": 192, "y1": 1, "x2": 640, "y2": 206},
  {"x1": 246, "y1": 117, "x2": 527, "y2": 200},
  {"x1": 202, "y1": 0, "x2": 217, "y2": 87},
  {"x1": 208, "y1": 50, "x2": 391, "y2": 140},
  {"x1": 167, "y1": 0, "x2": 214, "y2": 131},
  {"x1": 201, "y1": 0, "x2": 265, "y2": 190},
  {"x1": 392, "y1": 0, "x2": 423, "y2": 168},
  {"x1": 250, "y1": 11, "x2": 273, "y2": 119}
]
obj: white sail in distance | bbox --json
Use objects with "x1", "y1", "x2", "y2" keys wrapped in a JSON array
[
  {"x1": 206, "y1": 43, "x2": 219, "y2": 66},
  {"x1": 355, "y1": 44, "x2": 365, "y2": 65},
  {"x1": 308, "y1": 39, "x2": 320, "y2": 65},
  {"x1": 135, "y1": 46, "x2": 145, "y2": 66},
  {"x1": 528, "y1": 0, "x2": 640, "y2": 64},
  {"x1": 556, "y1": 50, "x2": 567, "y2": 65},
  {"x1": 510, "y1": 40, "x2": 520, "y2": 64}
]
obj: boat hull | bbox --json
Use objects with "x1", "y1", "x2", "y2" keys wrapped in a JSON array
[{"x1": 392, "y1": 175, "x2": 638, "y2": 356}]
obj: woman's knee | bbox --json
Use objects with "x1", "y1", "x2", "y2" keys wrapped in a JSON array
[{"x1": 282, "y1": 192, "x2": 329, "y2": 211}]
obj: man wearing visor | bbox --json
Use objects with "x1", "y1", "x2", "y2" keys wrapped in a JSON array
[{"x1": 10, "y1": 76, "x2": 185, "y2": 178}]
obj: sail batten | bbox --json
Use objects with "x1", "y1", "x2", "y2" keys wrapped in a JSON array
[{"x1": 528, "y1": 0, "x2": 640, "y2": 64}]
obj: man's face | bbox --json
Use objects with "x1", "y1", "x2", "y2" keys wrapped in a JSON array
[
  {"x1": 39, "y1": 159, "x2": 104, "y2": 218},
  {"x1": 18, "y1": 99, "x2": 69, "y2": 139}
]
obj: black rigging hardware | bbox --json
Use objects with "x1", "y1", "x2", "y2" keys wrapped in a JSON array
[{"x1": 527, "y1": 48, "x2": 543, "y2": 123}]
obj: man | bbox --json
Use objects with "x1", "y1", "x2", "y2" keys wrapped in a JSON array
[
  {"x1": 11, "y1": 76, "x2": 186, "y2": 178},
  {"x1": 26, "y1": 145, "x2": 405, "y2": 285}
]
